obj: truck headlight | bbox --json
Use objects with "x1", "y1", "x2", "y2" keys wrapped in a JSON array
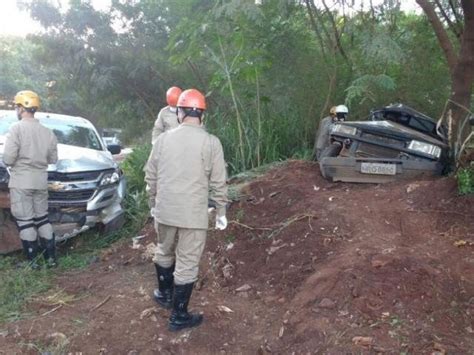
[
  {"x1": 100, "y1": 171, "x2": 120, "y2": 186},
  {"x1": 408, "y1": 140, "x2": 441, "y2": 158},
  {"x1": 332, "y1": 124, "x2": 357, "y2": 136}
]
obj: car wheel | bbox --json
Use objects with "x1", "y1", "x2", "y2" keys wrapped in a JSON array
[{"x1": 99, "y1": 214, "x2": 125, "y2": 235}]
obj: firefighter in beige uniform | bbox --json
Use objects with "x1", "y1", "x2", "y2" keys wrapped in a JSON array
[
  {"x1": 3, "y1": 90, "x2": 58, "y2": 268},
  {"x1": 151, "y1": 86, "x2": 182, "y2": 144},
  {"x1": 145, "y1": 89, "x2": 228, "y2": 332}
]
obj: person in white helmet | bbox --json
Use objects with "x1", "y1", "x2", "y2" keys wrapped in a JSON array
[
  {"x1": 313, "y1": 105, "x2": 348, "y2": 160},
  {"x1": 335, "y1": 104, "x2": 349, "y2": 121}
]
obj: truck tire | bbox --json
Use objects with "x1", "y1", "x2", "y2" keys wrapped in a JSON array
[
  {"x1": 99, "y1": 213, "x2": 126, "y2": 235},
  {"x1": 320, "y1": 143, "x2": 342, "y2": 159}
]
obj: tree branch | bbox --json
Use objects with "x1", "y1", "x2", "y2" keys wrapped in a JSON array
[
  {"x1": 416, "y1": 0, "x2": 458, "y2": 73},
  {"x1": 449, "y1": 0, "x2": 464, "y2": 29},
  {"x1": 434, "y1": 0, "x2": 462, "y2": 38},
  {"x1": 303, "y1": 0, "x2": 328, "y2": 62},
  {"x1": 321, "y1": 0, "x2": 350, "y2": 63}
]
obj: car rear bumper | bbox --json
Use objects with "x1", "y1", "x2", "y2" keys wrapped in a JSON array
[{"x1": 319, "y1": 157, "x2": 444, "y2": 183}]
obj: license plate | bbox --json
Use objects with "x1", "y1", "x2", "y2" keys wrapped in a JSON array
[{"x1": 360, "y1": 162, "x2": 396, "y2": 175}]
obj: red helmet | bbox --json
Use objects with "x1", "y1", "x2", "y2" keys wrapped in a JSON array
[
  {"x1": 166, "y1": 86, "x2": 182, "y2": 107},
  {"x1": 177, "y1": 89, "x2": 206, "y2": 111}
]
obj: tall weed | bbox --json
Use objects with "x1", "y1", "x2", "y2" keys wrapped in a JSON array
[{"x1": 457, "y1": 167, "x2": 474, "y2": 195}]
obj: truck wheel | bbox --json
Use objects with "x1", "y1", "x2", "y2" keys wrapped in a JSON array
[
  {"x1": 320, "y1": 143, "x2": 342, "y2": 158},
  {"x1": 99, "y1": 214, "x2": 125, "y2": 235}
]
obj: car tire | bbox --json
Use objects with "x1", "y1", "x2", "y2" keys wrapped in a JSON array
[
  {"x1": 99, "y1": 213, "x2": 125, "y2": 235},
  {"x1": 320, "y1": 143, "x2": 342, "y2": 158}
]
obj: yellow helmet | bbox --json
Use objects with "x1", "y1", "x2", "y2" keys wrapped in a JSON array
[
  {"x1": 14, "y1": 90, "x2": 40, "y2": 110},
  {"x1": 329, "y1": 106, "x2": 337, "y2": 116}
]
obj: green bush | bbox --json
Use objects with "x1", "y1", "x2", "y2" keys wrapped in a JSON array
[
  {"x1": 457, "y1": 167, "x2": 474, "y2": 195},
  {"x1": 121, "y1": 144, "x2": 152, "y2": 193}
]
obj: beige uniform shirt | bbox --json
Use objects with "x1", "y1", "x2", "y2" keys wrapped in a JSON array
[
  {"x1": 3, "y1": 118, "x2": 58, "y2": 190},
  {"x1": 145, "y1": 123, "x2": 228, "y2": 229},
  {"x1": 151, "y1": 106, "x2": 179, "y2": 144}
]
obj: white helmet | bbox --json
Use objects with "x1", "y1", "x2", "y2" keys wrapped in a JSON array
[{"x1": 335, "y1": 105, "x2": 349, "y2": 114}]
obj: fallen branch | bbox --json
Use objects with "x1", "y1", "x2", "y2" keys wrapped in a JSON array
[
  {"x1": 41, "y1": 304, "x2": 62, "y2": 317},
  {"x1": 90, "y1": 295, "x2": 111, "y2": 312},
  {"x1": 267, "y1": 214, "x2": 318, "y2": 239},
  {"x1": 229, "y1": 220, "x2": 273, "y2": 231}
]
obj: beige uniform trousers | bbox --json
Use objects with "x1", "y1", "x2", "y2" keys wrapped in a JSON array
[
  {"x1": 153, "y1": 221, "x2": 207, "y2": 285},
  {"x1": 10, "y1": 188, "x2": 53, "y2": 242}
]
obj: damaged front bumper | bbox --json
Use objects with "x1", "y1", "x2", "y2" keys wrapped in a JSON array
[{"x1": 47, "y1": 174, "x2": 127, "y2": 241}]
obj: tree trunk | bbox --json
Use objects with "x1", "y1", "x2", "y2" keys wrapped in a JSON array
[
  {"x1": 450, "y1": 0, "x2": 474, "y2": 142},
  {"x1": 415, "y1": 0, "x2": 458, "y2": 73},
  {"x1": 417, "y1": 0, "x2": 474, "y2": 148}
]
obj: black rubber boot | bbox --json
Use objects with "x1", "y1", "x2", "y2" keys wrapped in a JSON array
[
  {"x1": 39, "y1": 235, "x2": 57, "y2": 268},
  {"x1": 153, "y1": 263, "x2": 174, "y2": 309},
  {"x1": 168, "y1": 282, "x2": 203, "y2": 332},
  {"x1": 21, "y1": 240, "x2": 40, "y2": 270}
]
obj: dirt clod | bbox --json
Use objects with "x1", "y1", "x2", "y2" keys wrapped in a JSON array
[{"x1": 318, "y1": 298, "x2": 336, "y2": 309}]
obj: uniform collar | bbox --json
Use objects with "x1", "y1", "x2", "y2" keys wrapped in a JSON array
[
  {"x1": 181, "y1": 122, "x2": 204, "y2": 129},
  {"x1": 21, "y1": 117, "x2": 39, "y2": 123}
]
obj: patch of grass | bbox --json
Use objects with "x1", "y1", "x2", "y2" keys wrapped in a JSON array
[
  {"x1": 0, "y1": 257, "x2": 52, "y2": 323},
  {"x1": 20, "y1": 333, "x2": 70, "y2": 355},
  {"x1": 457, "y1": 167, "x2": 474, "y2": 195},
  {"x1": 0, "y1": 148, "x2": 151, "y2": 324},
  {"x1": 225, "y1": 234, "x2": 236, "y2": 244},
  {"x1": 235, "y1": 209, "x2": 245, "y2": 222},
  {"x1": 35, "y1": 288, "x2": 81, "y2": 307}
]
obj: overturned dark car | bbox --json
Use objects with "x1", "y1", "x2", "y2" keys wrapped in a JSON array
[{"x1": 319, "y1": 104, "x2": 449, "y2": 183}]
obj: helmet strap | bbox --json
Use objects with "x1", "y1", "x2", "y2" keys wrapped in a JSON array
[{"x1": 179, "y1": 108, "x2": 203, "y2": 124}]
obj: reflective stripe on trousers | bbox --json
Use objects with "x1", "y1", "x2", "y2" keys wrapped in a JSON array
[{"x1": 9, "y1": 188, "x2": 53, "y2": 241}]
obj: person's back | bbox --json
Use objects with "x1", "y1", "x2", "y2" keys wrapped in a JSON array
[
  {"x1": 153, "y1": 124, "x2": 225, "y2": 229},
  {"x1": 2, "y1": 90, "x2": 58, "y2": 268},
  {"x1": 152, "y1": 86, "x2": 182, "y2": 144},
  {"x1": 5, "y1": 118, "x2": 57, "y2": 189},
  {"x1": 145, "y1": 88, "x2": 227, "y2": 332}
]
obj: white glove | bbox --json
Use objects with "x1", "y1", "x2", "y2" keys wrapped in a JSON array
[{"x1": 215, "y1": 215, "x2": 228, "y2": 230}]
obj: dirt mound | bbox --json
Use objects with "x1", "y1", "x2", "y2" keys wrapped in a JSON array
[{"x1": 1, "y1": 160, "x2": 473, "y2": 354}]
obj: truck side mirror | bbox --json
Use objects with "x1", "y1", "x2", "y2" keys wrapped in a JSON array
[{"x1": 107, "y1": 144, "x2": 122, "y2": 155}]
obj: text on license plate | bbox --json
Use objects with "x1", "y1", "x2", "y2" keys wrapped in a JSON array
[{"x1": 360, "y1": 162, "x2": 396, "y2": 175}]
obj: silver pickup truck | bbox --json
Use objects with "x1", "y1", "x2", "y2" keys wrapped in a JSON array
[{"x1": 0, "y1": 111, "x2": 126, "y2": 254}]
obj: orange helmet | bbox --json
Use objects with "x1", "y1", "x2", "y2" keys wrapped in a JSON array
[
  {"x1": 177, "y1": 89, "x2": 206, "y2": 111},
  {"x1": 166, "y1": 86, "x2": 182, "y2": 107}
]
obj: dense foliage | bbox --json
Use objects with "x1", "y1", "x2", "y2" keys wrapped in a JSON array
[{"x1": 1, "y1": 0, "x2": 469, "y2": 174}]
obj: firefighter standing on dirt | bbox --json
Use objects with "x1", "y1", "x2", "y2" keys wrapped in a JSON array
[
  {"x1": 151, "y1": 86, "x2": 182, "y2": 144},
  {"x1": 145, "y1": 88, "x2": 228, "y2": 332},
  {"x1": 2, "y1": 90, "x2": 58, "y2": 268},
  {"x1": 313, "y1": 104, "x2": 349, "y2": 161}
]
